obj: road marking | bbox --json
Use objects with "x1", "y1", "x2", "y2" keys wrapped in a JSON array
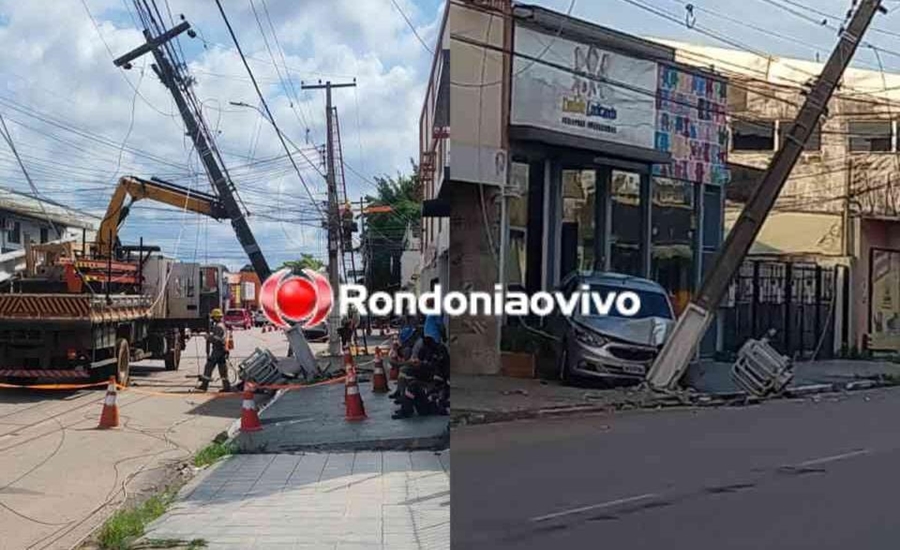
[
  {"x1": 796, "y1": 449, "x2": 870, "y2": 468},
  {"x1": 529, "y1": 493, "x2": 659, "y2": 523}
]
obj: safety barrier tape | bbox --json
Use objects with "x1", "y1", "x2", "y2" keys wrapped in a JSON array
[
  {"x1": 0, "y1": 380, "x2": 111, "y2": 390},
  {"x1": 114, "y1": 375, "x2": 349, "y2": 398},
  {"x1": 0, "y1": 375, "x2": 349, "y2": 394}
]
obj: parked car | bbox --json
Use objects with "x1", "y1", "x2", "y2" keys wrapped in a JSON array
[
  {"x1": 252, "y1": 309, "x2": 267, "y2": 327},
  {"x1": 302, "y1": 320, "x2": 329, "y2": 342},
  {"x1": 224, "y1": 308, "x2": 252, "y2": 330},
  {"x1": 548, "y1": 271, "x2": 675, "y2": 386}
]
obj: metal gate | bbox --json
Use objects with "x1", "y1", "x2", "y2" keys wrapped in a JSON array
[{"x1": 722, "y1": 260, "x2": 836, "y2": 360}]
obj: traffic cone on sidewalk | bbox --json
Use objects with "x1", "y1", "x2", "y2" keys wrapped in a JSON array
[
  {"x1": 98, "y1": 376, "x2": 119, "y2": 429},
  {"x1": 345, "y1": 366, "x2": 367, "y2": 421},
  {"x1": 388, "y1": 340, "x2": 400, "y2": 381},
  {"x1": 240, "y1": 384, "x2": 263, "y2": 432},
  {"x1": 225, "y1": 330, "x2": 235, "y2": 351},
  {"x1": 372, "y1": 347, "x2": 389, "y2": 394}
]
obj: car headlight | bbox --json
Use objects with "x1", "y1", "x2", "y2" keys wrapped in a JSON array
[{"x1": 572, "y1": 325, "x2": 607, "y2": 347}]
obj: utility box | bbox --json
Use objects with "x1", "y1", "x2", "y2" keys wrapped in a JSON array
[
  {"x1": 731, "y1": 335, "x2": 793, "y2": 396},
  {"x1": 141, "y1": 255, "x2": 171, "y2": 319},
  {"x1": 141, "y1": 256, "x2": 201, "y2": 321},
  {"x1": 166, "y1": 261, "x2": 200, "y2": 320}
]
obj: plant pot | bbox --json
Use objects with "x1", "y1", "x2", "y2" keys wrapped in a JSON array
[{"x1": 501, "y1": 352, "x2": 535, "y2": 379}]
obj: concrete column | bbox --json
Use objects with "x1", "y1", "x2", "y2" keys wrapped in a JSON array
[{"x1": 448, "y1": 182, "x2": 501, "y2": 375}]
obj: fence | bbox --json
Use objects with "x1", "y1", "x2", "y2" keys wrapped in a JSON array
[{"x1": 722, "y1": 259, "x2": 837, "y2": 360}]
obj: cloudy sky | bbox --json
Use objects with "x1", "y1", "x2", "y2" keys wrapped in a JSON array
[
  {"x1": 1, "y1": 0, "x2": 898, "y2": 271},
  {"x1": 0, "y1": 0, "x2": 442, "y2": 270}
]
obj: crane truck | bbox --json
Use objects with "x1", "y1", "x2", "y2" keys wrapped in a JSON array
[{"x1": 0, "y1": 176, "x2": 231, "y2": 386}]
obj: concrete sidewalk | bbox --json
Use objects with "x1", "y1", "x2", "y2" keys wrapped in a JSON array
[
  {"x1": 453, "y1": 358, "x2": 900, "y2": 425},
  {"x1": 685, "y1": 359, "x2": 900, "y2": 395},
  {"x1": 142, "y1": 451, "x2": 450, "y2": 549},
  {"x1": 236, "y1": 379, "x2": 449, "y2": 453},
  {"x1": 451, "y1": 374, "x2": 674, "y2": 425}
]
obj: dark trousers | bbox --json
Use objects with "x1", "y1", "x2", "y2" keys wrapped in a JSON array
[
  {"x1": 200, "y1": 349, "x2": 230, "y2": 390},
  {"x1": 394, "y1": 364, "x2": 436, "y2": 416}
]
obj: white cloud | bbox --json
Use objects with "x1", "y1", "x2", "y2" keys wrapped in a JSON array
[{"x1": 0, "y1": 0, "x2": 439, "y2": 270}]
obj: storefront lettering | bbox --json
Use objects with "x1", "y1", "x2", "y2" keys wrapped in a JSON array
[{"x1": 562, "y1": 97, "x2": 585, "y2": 114}]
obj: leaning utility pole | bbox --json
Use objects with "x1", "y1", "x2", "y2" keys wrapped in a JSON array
[
  {"x1": 302, "y1": 80, "x2": 357, "y2": 357},
  {"x1": 113, "y1": 21, "x2": 271, "y2": 280},
  {"x1": 647, "y1": 0, "x2": 886, "y2": 389}
]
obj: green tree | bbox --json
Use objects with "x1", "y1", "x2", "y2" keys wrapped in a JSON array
[
  {"x1": 363, "y1": 161, "x2": 421, "y2": 292},
  {"x1": 281, "y1": 253, "x2": 325, "y2": 274}
]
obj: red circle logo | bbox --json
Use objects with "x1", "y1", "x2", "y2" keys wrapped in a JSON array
[{"x1": 260, "y1": 268, "x2": 333, "y2": 329}]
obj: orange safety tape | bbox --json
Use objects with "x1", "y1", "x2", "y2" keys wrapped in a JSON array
[
  {"x1": 115, "y1": 375, "x2": 348, "y2": 397},
  {"x1": 0, "y1": 380, "x2": 111, "y2": 390}
]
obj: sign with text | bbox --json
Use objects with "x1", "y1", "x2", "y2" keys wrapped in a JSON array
[{"x1": 511, "y1": 25, "x2": 657, "y2": 150}]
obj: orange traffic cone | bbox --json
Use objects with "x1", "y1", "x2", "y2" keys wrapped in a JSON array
[
  {"x1": 345, "y1": 367, "x2": 367, "y2": 421},
  {"x1": 225, "y1": 330, "x2": 235, "y2": 351},
  {"x1": 240, "y1": 384, "x2": 263, "y2": 432},
  {"x1": 388, "y1": 340, "x2": 400, "y2": 381},
  {"x1": 372, "y1": 347, "x2": 389, "y2": 393},
  {"x1": 343, "y1": 347, "x2": 356, "y2": 400},
  {"x1": 98, "y1": 376, "x2": 119, "y2": 429}
]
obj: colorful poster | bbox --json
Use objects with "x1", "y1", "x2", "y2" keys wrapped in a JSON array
[
  {"x1": 653, "y1": 64, "x2": 730, "y2": 186},
  {"x1": 511, "y1": 25, "x2": 658, "y2": 149},
  {"x1": 870, "y1": 249, "x2": 900, "y2": 350}
]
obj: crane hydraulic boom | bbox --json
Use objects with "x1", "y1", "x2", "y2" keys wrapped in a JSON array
[{"x1": 94, "y1": 176, "x2": 227, "y2": 258}]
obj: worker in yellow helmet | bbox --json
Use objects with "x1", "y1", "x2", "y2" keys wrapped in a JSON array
[{"x1": 197, "y1": 308, "x2": 231, "y2": 392}]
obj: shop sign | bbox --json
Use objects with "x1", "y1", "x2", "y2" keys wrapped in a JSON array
[
  {"x1": 653, "y1": 64, "x2": 730, "y2": 185},
  {"x1": 511, "y1": 25, "x2": 657, "y2": 150}
]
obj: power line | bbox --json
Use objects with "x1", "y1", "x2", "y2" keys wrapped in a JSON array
[
  {"x1": 390, "y1": 0, "x2": 434, "y2": 55},
  {"x1": 214, "y1": 0, "x2": 325, "y2": 219}
]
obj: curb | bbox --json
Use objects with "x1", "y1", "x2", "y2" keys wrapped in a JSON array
[{"x1": 452, "y1": 378, "x2": 899, "y2": 427}]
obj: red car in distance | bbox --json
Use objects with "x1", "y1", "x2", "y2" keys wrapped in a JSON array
[{"x1": 224, "y1": 308, "x2": 252, "y2": 330}]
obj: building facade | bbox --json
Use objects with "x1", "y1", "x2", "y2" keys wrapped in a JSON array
[
  {"x1": 0, "y1": 186, "x2": 97, "y2": 254},
  {"x1": 420, "y1": 1, "x2": 731, "y2": 375},
  {"x1": 666, "y1": 41, "x2": 900, "y2": 356}
]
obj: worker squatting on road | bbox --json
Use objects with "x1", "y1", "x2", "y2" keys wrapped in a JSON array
[
  {"x1": 196, "y1": 308, "x2": 232, "y2": 393},
  {"x1": 390, "y1": 315, "x2": 449, "y2": 419}
]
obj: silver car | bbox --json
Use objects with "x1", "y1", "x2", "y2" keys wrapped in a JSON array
[{"x1": 551, "y1": 272, "x2": 675, "y2": 386}]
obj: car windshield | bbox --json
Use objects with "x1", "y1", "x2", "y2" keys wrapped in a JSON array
[
  {"x1": 226, "y1": 310, "x2": 243, "y2": 317},
  {"x1": 578, "y1": 284, "x2": 673, "y2": 319}
]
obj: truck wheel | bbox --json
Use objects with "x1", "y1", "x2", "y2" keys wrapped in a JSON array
[
  {"x1": 116, "y1": 339, "x2": 130, "y2": 387},
  {"x1": 164, "y1": 333, "x2": 182, "y2": 371}
]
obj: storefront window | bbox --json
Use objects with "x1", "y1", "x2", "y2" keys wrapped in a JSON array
[
  {"x1": 610, "y1": 170, "x2": 641, "y2": 275},
  {"x1": 651, "y1": 178, "x2": 694, "y2": 316},
  {"x1": 560, "y1": 169, "x2": 596, "y2": 277}
]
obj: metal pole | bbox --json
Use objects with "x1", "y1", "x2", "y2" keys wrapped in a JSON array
[
  {"x1": 647, "y1": 0, "x2": 885, "y2": 389},
  {"x1": 106, "y1": 228, "x2": 113, "y2": 303},
  {"x1": 138, "y1": 236, "x2": 144, "y2": 294}
]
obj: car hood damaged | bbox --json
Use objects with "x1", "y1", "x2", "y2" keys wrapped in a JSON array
[{"x1": 575, "y1": 315, "x2": 673, "y2": 347}]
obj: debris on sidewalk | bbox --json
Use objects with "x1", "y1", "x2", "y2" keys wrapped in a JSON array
[{"x1": 731, "y1": 333, "x2": 793, "y2": 397}]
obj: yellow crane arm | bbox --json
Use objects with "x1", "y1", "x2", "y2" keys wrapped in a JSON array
[{"x1": 95, "y1": 176, "x2": 227, "y2": 257}]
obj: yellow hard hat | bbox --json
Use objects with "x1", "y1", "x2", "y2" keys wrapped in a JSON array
[{"x1": 211, "y1": 308, "x2": 223, "y2": 319}]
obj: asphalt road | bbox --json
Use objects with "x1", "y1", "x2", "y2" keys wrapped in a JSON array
[
  {"x1": 452, "y1": 387, "x2": 900, "y2": 550},
  {"x1": 0, "y1": 327, "x2": 294, "y2": 550}
]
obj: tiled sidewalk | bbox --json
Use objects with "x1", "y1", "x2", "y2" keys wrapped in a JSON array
[{"x1": 143, "y1": 451, "x2": 450, "y2": 549}]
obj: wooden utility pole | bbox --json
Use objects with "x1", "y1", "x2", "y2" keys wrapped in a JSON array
[
  {"x1": 302, "y1": 80, "x2": 356, "y2": 357},
  {"x1": 647, "y1": 0, "x2": 886, "y2": 389}
]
